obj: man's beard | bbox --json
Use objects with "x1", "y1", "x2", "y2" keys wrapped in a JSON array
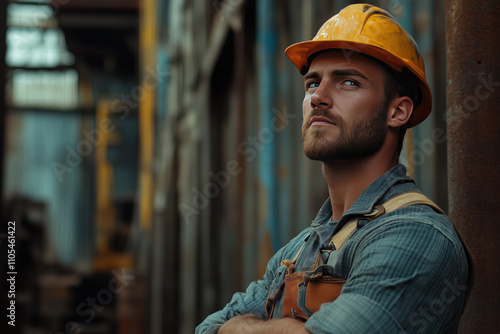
[{"x1": 302, "y1": 101, "x2": 389, "y2": 161}]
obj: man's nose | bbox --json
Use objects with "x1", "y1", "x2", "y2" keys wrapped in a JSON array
[{"x1": 310, "y1": 84, "x2": 333, "y2": 109}]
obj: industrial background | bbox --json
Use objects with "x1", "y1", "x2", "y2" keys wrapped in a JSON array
[{"x1": 0, "y1": 0, "x2": 498, "y2": 333}]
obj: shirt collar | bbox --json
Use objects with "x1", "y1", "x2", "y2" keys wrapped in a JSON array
[{"x1": 311, "y1": 164, "x2": 416, "y2": 227}]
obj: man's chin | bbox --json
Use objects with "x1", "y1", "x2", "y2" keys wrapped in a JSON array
[
  {"x1": 303, "y1": 145, "x2": 336, "y2": 161},
  {"x1": 304, "y1": 154, "x2": 327, "y2": 162}
]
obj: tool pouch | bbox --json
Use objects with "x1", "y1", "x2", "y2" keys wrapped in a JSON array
[{"x1": 281, "y1": 265, "x2": 345, "y2": 320}]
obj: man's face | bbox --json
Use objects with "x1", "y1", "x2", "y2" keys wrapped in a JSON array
[{"x1": 301, "y1": 51, "x2": 390, "y2": 161}]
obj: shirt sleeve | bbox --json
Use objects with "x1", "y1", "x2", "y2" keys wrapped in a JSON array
[
  {"x1": 305, "y1": 216, "x2": 468, "y2": 334},
  {"x1": 194, "y1": 278, "x2": 271, "y2": 334},
  {"x1": 195, "y1": 229, "x2": 311, "y2": 334}
]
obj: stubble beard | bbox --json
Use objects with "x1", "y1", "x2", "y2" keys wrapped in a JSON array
[{"x1": 302, "y1": 102, "x2": 389, "y2": 161}]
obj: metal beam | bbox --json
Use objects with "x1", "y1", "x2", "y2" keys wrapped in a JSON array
[
  {"x1": 446, "y1": 0, "x2": 500, "y2": 332},
  {"x1": 257, "y1": 0, "x2": 280, "y2": 253},
  {"x1": 50, "y1": 0, "x2": 139, "y2": 10},
  {"x1": 56, "y1": 14, "x2": 138, "y2": 29}
]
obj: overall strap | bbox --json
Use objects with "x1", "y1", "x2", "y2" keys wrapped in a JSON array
[
  {"x1": 330, "y1": 191, "x2": 474, "y2": 313},
  {"x1": 280, "y1": 241, "x2": 307, "y2": 275},
  {"x1": 331, "y1": 191, "x2": 444, "y2": 250}
]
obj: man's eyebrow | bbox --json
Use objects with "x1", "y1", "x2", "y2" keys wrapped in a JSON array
[
  {"x1": 303, "y1": 71, "x2": 319, "y2": 80},
  {"x1": 332, "y1": 69, "x2": 369, "y2": 80},
  {"x1": 304, "y1": 69, "x2": 370, "y2": 81}
]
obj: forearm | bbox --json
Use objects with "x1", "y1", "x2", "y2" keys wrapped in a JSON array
[{"x1": 218, "y1": 314, "x2": 310, "y2": 334}]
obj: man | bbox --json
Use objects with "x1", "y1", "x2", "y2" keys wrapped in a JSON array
[{"x1": 197, "y1": 4, "x2": 471, "y2": 333}]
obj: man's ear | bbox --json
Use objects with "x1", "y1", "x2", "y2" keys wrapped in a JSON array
[{"x1": 387, "y1": 96, "x2": 414, "y2": 128}]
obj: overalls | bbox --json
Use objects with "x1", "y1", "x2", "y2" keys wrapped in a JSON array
[{"x1": 265, "y1": 192, "x2": 473, "y2": 320}]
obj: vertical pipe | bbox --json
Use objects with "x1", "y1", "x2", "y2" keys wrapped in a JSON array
[
  {"x1": 257, "y1": 0, "x2": 280, "y2": 252},
  {"x1": 139, "y1": 0, "x2": 156, "y2": 232},
  {"x1": 234, "y1": 14, "x2": 246, "y2": 290},
  {"x1": 410, "y1": 0, "x2": 438, "y2": 202},
  {"x1": 446, "y1": 1, "x2": 500, "y2": 333},
  {"x1": 275, "y1": 5, "x2": 293, "y2": 247},
  {"x1": 139, "y1": 0, "x2": 159, "y2": 333},
  {"x1": 388, "y1": 0, "x2": 417, "y2": 181},
  {"x1": 432, "y1": 0, "x2": 449, "y2": 210}
]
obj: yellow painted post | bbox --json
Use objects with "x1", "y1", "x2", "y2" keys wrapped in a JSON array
[
  {"x1": 94, "y1": 99, "x2": 134, "y2": 271},
  {"x1": 95, "y1": 99, "x2": 115, "y2": 255},
  {"x1": 138, "y1": 0, "x2": 157, "y2": 230}
]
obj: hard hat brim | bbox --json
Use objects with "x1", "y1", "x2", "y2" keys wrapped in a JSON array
[{"x1": 285, "y1": 40, "x2": 432, "y2": 128}]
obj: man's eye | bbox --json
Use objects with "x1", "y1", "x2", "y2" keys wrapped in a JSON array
[
  {"x1": 306, "y1": 82, "x2": 320, "y2": 89},
  {"x1": 343, "y1": 79, "x2": 359, "y2": 87}
]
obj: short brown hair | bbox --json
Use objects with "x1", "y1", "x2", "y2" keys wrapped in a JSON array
[{"x1": 381, "y1": 65, "x2": 420, "y2": 154}]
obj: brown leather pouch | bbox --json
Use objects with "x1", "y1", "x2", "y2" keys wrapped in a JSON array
[{"x1": 282, "y1": 268, "x2": 346, "y2": 320}]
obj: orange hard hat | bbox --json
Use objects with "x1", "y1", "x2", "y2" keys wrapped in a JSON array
[{"x1": 285, "y1": 3, "x2": 431, "y2": 128}]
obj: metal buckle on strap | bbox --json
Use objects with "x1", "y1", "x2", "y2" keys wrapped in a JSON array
[{"x1": 365, "y1": 205, "x2": 386, "y2": 221}]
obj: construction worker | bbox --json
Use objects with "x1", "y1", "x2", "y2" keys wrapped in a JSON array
[{"x1": 197, "y1": 4, "x2": 471, "y2": 333}]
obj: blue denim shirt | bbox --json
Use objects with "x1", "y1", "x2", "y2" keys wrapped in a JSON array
[{"x1": 196, "y1": 164, "x2": 469, "y2": 333}]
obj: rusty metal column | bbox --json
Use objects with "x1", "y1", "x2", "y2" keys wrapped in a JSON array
[{"x1": 446, "y1": 1, "x2": 500, "y2": 333}]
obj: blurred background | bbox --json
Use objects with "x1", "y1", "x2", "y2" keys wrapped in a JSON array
[{"x1": 0, "y1": 0, "x2": 498, "y2": 333}]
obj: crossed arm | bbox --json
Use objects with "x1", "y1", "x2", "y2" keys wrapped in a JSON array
[{"x1": 218, "y1": 314, "x2": 310, "y2": 334}]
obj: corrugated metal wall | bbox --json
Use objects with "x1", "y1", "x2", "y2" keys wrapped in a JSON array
[
  {"x1": 4, "y1": 111, "x2": 84, "y2": 264},
  {"x1": 3, "y1": 1, "x2": 141, "y2": 271},
  {"x1": 143, "y1": 0, "x2": 449, "y2": 333}
]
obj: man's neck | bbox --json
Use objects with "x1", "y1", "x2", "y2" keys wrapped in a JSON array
[{"x1": 323, "y1": 156, "x2": 398, "y2": 221}]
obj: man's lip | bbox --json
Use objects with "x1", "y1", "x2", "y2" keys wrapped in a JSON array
[{"x1": 310, "y1": 116, "x2": 336, "y2": 126}]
